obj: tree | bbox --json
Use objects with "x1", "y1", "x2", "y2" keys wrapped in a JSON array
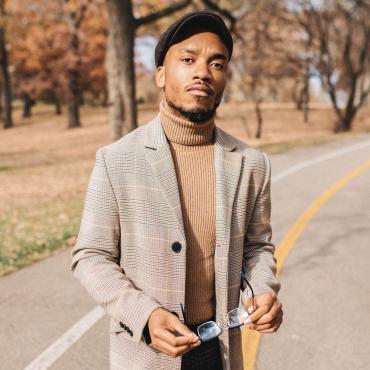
[
  {"x1": 288, "y1": 4, "x2": 321, "y2": 122},
  {"x1": 61, "y1": 0, "x2": 88, "y2": 128},
  {"x1": 80, "y1": 1, "x2": 108, "y2": 106},
  {"x1": 106, "y1": 21, "x2": 124, "y2": 140},
  {"x1": 308, "y1": 0, "x2": 370, "y2": 131},
  {"x1": 105, "y1": 0, "x2": 192, "y2": 140},
  {"x1": 233, "y1": 0, "x2": 288, "y2": 138},
  {"x1": 0, "y1": 0, "x2": 13, "y2": 129},
  {"x1": 9, "y1": 0, "x2": 107, "y2": 121}
]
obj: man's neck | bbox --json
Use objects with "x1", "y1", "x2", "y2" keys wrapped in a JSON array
[{"x1": 159, "y1": 100, "x2": 215, "y2": 146}]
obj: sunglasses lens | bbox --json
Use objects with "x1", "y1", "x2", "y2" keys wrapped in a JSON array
[
  {"x1": 228, "y1": 307, "x2": 249, "y2": 328},
  {"x1": 197, "y1": 322, "x2": 222, "y2": 342}
]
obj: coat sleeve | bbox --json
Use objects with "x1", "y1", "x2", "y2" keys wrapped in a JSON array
[
  {"x1": 242, "y1": 152, "x2": 281, "y2": 298},
  {"x1": 70, "y1": 148, "x2": 162, "y2": 344}
]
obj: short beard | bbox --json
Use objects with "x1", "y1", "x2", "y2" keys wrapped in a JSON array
[{"x1": 167, "y1": 99, "x2": 218, "y2": 123}]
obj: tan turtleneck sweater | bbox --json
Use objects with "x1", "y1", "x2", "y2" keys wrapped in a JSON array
[{"x1": 159, "y1": 100, "x2": 216, "y2": 325}]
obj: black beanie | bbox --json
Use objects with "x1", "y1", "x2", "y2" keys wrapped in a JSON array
[{"x1": 155, "y1": 11, "x2": 233, "y2": 67}]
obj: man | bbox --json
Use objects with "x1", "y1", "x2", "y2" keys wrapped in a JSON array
[{"x1": 71, "y1": 10, "x2": 282, "y2": 370}]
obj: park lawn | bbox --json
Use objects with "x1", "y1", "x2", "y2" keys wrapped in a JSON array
[
  {"x1": 0, "y1": 198, "x2": 82, "y2": 275},
  {"x1": 0, "y1": 102, "x2": 369, "y2": 276}
]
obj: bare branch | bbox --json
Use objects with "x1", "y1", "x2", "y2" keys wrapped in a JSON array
[
  {"x1": 135, "y1": 0, "x2": 191, "y2": 28},
  {"x1": 356, "y1": 23, "x2": 370, "y2": 76},
  {"x1": 200, "y1": 0, "x2": 237, "y2": 32}
]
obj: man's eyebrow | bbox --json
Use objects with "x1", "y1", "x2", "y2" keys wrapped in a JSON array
[
  {"x1": 178, "y1": 47, "x2": 228, "y2": 60},
  {"x1": 211, "y1": 52, "x2": 227, "y2": 61}
]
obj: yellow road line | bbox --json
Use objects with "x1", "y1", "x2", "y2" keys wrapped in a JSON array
[{"x1": 242, "y1": 159, "x2": 370, "y2": 370}]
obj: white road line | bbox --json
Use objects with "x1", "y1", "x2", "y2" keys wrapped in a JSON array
[
  {"x1": 272, "y1": 138, "x2": 370, "y2": 184},
  {"x1": 24, "y1": 306, "x2": 105, "y2": 370},
  {"x1": 23, "y1": 136, "x2": 370, "y2": 370}
]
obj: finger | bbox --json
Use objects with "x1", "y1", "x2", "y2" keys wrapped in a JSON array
[
  {"x1": 257, "y1": 320, "x2": 283, "y2": 333},
  {"x1": 153, "y1": 338, "x2": 192, "y2": 358},
  {"x1": 174, "y1": 335, "x2": 200, "y2": 347},
  {"x1": 245, "y1": 304, "x2": 271, "y2": 324},
  {"x1": 169, "y1": 319, "x2": 199, "y2": 344},
  {"x1": 250, "y1": 310, "x2": 283, "y2": 331},
  {"x1": 152, "y1": 327, "x2": 178, "y2": 347},
  {"x1": 153, "y1": 327, "x2": 190, "y2": 348},
  {"x1": 254, "y1": 300, "x2": 282, "y2": 325}
]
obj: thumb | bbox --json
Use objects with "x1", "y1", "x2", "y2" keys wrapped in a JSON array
[
  {"x1": 242, "y1": 296, "x2": 257, "y2": 314},
  {"x1": 171, "y1": 318, "x2": 198, "y2": 342}
]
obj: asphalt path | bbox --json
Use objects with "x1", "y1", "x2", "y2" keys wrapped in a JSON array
[{"x1": 1, "y1": 133, "x2": 369, "y2": 370}]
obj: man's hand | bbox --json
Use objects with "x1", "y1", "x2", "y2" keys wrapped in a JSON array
[
  {"x1": 243, "y1": 291, "x2": 283, "y2": 333},
  {"x1": 147, "y1": 307, "x2": 201, "y2": 357}
]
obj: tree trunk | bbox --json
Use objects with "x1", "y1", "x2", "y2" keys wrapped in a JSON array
[
  {"x1": 293, "y1": 79, "x2": 303, "y2": 110},
  {"x1": 335, "y1": 107, "x2": 356, "y2": 132},
  {"x1": 302, "y1": 72, "x2": 310, "y2": 123},
  {"x1": 106, "y1": 26, "x2": 124, "y2": 141},
  {"x1": 79, "y1": 93, "x2": 84, "y2": 106},
  {"x1": 67, "y1": 84, "x2": 80, "y2": 127},
  {"x1": 254, "y1": 99, "x2": 263, "y2": 139},
  {"x1": 106, "y1": 0, "x2": 137, "y2": 135},
  {"x1": 22, "y1": 93, "x2": 34, "y2": 117},
  {"x1": 68, "y1": 101, "x2": 80, "y2": 128},
  {"x1": 55, "y1": 99, "x2": 62, "y2": 115},
  {"x1": 334, "y1": 76, "x2": 359, "y2": 132},
  {"x1": 49, "y1": 88, "x2": 63, "y2": 116},
  {"x1": 0, "y1": 27, "x2": 13, "y2": 129},
  {"x1": 67, "y1": 30, "x2": 81, "y2": 128},
  {"x1": 0, "y1": 87, "x2": 3, "y2": 118}
]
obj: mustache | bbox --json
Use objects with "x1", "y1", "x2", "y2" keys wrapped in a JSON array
[{"x1": 185, "y1": 81, "x2": 214, "y2": 96}]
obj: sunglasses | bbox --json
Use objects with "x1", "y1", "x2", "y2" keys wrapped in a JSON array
[{"x1": 181, "y1": 275, "x2": 255, "y2": 343}]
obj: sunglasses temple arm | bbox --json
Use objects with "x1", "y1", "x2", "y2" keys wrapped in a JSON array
[
  {"x1": 180, "y1": 303, "x2": 187, "y2": 324},
  {"x1": 241, "y1": 273, "x2": 256, "y2": 309}
]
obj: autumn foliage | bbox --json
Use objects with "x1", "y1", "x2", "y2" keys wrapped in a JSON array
[{"x1": 1, "y1": 0, "x2": 369, "y2": 135}]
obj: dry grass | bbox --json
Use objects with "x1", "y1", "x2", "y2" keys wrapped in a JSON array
[{"x1": 0, "y1": 102, "x2": 369, "y2": 276}]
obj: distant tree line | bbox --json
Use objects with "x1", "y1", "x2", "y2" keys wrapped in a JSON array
[{"x1": 1, "y1": 0, "x2": 369, "y2": 138}]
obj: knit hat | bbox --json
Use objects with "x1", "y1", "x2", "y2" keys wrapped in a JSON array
[{"x1": 155, "y1": 11, "x2": 233, "y2": 67}]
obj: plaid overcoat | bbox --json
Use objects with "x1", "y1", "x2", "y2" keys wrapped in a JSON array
[{"x1": 71, "y1": 113, "x2": 280, "y2": 370}]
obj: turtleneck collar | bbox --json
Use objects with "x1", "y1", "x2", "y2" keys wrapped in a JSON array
[{"x1": 159, "y1": 100, "x2": 215, "y2": 146}]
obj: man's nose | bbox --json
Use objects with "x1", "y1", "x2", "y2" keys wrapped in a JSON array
[{"x1": 193, "y1": 62, "x2": 212, "y2": 81}]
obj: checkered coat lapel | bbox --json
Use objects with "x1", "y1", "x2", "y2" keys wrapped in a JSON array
[{"x1": 143, "y1": 115, "x2": 186, "y2": 243}]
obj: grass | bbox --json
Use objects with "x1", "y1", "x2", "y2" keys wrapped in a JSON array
[
  {"x1": 0, "y1": 166, "x2": 14, "y2": 172},
  {"x1": 0, "y1": 198, "x2": 83, "y2": 276},
  {"x1": 259, "y1": 134, "x2": 353, "y2": 154}
]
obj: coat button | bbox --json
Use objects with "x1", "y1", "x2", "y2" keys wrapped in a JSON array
[{"x1": 171, "y1": 241, "x2": 182, "y2": 253}]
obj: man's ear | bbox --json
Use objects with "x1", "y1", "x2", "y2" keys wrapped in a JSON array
[{"x1": 155, "y1": 66, "x2": 165, "y2": 88}]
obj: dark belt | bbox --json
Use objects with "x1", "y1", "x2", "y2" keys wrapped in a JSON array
[
  {"x1": 186, "y1": 315, "x2": 216, "y2": 334},
  {"x1": 182, "y1": 316, "x2": 223, "y2": 370}
]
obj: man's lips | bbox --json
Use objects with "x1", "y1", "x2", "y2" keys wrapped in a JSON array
[{"x1": 186, "y1": 84, "x2": 213, "y2": 97}]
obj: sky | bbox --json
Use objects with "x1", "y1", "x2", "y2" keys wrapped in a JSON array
[{"x1": 136, "y1": 36, "x2": 157, "y2": 71}]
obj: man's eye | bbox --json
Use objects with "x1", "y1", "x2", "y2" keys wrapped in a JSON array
[
  {"x1": 212, "y1": 63, "x2": 224, "y2": 70},
  {"x1": 182, "y1": 58, "x2": 193, "y2": 63}
]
